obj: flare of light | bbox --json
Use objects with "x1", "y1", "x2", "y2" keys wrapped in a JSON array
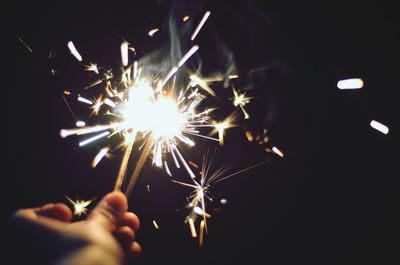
[
  {"x1": 337, "y1": 78, "x2": 364, "y2": 90},
  {"x1": 272, "y1": 146, "x2": 284, "y2": 157},
  {"x1": 232, "y1": 87, "x2": 252, "y2": 119},
  {"x1": 121, "y1": 42, "x2": 129, "y2": 66},
  {"x1": 152, "y1": 220, "x2": 159, "y2": 229},
  {"x1": 66, "y1": 196, "x2": 93, "y2": 217},
  {"x1": 148, "y1": 28, "x2": 159, "y2": 37},
  {"x1": 191, "y1": 11, "x2": 211, "y2": 41},
  {"x1": 183, "y1": 16, "x2": 190, "y2": 22},
  {"x1": 79, "y1": 131, "x2": 110, "y2": 147},
  {"x1": 68, "y1": 41, "x2": 83, "y2": 61},
  {"x1": 77, "y1": 96, "x2": 93, "y2": 105},
  {"x1": 76, "y1": 121, "x2": 86, "y2": 127},
  {"x1": 370, "y1": 120, "x2": 389, "y2": 135},
  {"x1": 91, "y1": 147, "x2": 110, "y2": 168},
  {"x1": 85, "y1": 63, "x2": 99, "y2": 74},
  {"x1": 17, "y1": 36, "x2": 33, "y2": 53}
]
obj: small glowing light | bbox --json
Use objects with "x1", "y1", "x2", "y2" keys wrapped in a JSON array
[
  {"x1": 370, "y1": 120, "x2": 389, "y2": 135},
  {"x1": 66, "y1": 196, "x2": 93, "y2": 217},
  {"x1": 183, "y1": 16, "x2": 190, "y2": 22},
  {"x1": 147, "y1": 185, "x2": 151, "y2": 192},
  {"x1": 220, "y1": 198, "x2": 228, "y2": 205},
  {"x1": 64, "y1": 90, "x2": 71, "y2": 95},
  {"x1": 194, "y1": 206, "x2": 211, "y2": 218},
  {"x1": 91, "y1": 147, "x2": 109, "y2": 168},
  {"x1": 189, "y1": 160, "x2": 199, "y2": 169},
  {"x1": 67, "y1": 41, "x2": 82, "y2": 62},
  {"x1": 120, "y1": 42, "x2": 129, "y2": 66},
  {"x1": 191, "y1": 11, "x2": 211, "y2": 41},
  {"x1": 148, "y1": 28, "x2": 159, "y2": 37},
  {"x1": 337, "y1": 78, "x2": 364, "y2": 90},
  {"x1": 79, "y1": 131, "x2": 110, "y2": 147},
  {"x1": 245, "y1": 130, "x2": 254, "y2": 142},
  {"x1": 85, "y1": 63, "x2": 99, "y2": 74},
  {"x1": 76, "y1": 121, "x2": 86, "y2": 127},
  {"x1": 152, "y1": 220, "x2": 159, "y2": 229},
  {"x1": 199, "y1": 220, "x2": 205, "y2": 246},
  {"x1": 188, "y1": 218, "x2": 197, "y2": 238},
  {"x1": 104, "y1": 98, "x2": 116, "y2": 108},
  {"x1": 17, "y1": 36, "x2": 33, "y2": 53},
  {"x1": 228, "y1": 74, "x2": 238, "y2": 79},
  {"x1": 77, "y1": 96, "x2": 93, "y2": 105},
  {"x1": 272, "y1": 146, "x2": 284, "y2": 157}
]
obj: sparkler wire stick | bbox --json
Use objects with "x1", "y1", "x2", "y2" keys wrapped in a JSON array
[
  {"x1": 114, "y1": 132, "x2": 137, "y2": 191},
  {"x1": 125, "y1": 136, "x2": 154, "y2": 196}
]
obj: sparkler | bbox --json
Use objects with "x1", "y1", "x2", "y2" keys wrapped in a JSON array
[
  {"x1": 58, "y1": 10, "x2": 265, "y2": 243},
  {"x1": 65, "y1": 196, "x2": 94, "y2": 217}
]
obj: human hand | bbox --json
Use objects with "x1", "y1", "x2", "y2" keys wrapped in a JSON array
[{"x1": 15, "y1": 191, "x2": 141, "y2": 265}]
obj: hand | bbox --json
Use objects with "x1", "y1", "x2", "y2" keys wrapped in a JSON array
[{"x1": 15, "y1": 191, "x2": 141, "y2": 265}]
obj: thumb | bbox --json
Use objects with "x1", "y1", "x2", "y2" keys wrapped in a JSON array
[{"x1": 88, "y1": 191, "x2": 128, "y2": 232}]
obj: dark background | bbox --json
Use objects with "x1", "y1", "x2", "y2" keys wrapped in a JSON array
[{"x1": 2, "y1": 1, "x2": 398, "y2": 264}]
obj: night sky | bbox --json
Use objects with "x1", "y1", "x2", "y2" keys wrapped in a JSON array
[{"x1": 2, "y1": 1, "x2": 398, "y2": 264}]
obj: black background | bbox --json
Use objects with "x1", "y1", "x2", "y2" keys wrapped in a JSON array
[{"x1": 2, "y1": 1, "x2": 398, "y2": 264}]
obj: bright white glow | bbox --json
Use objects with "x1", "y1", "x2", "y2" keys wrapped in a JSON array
[
  {"x1": 91, "y1": 147, "x2": 109, "y2": 168},
  {"x1": 67, "y1": 41, "x2": 82, "y2": 61},
  {"x1": 76, "y1": 121, "x2": 86, "y2": 127},
  {"x1": 337, "y1": 78, "x2": 364, "y2": 90},
  {"x1": 152, "y1": 220, "x2": 159, "y2": 229},
  {"x1": 78, "y1": 96, "x2": 93, "y2": 105},
  {"x1": 79, "y1": 131, "x2": 110, "y2": 147},
  {"x1": 220, "y1": 198, "x2": 228, "y2": 204},
  {"x1": 177, "y1": 45, "x2": 199, "y2": 67},
  {"x1": 104, "y1": 98, "x2": 116, "y2": 108},
  {"x1": 370, "y1": 120, "x2": 389, "y2": 135},
  {"x1": 121, "y1": 42, "x2": 129, "y2": 66},
  {"x1": 148, "y1": 28, "x2": 159, "y2": 37},
  {"x1": 272, "y1": 146, "x2": 284, "y2": 157},
  {"x1": 191, "y1": 11, "x2": 211, "y2": 41}
]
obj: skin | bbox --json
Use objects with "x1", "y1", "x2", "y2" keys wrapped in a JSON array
[{"x1": 15, "y1": 191, "x2": 141, "y2": 265}]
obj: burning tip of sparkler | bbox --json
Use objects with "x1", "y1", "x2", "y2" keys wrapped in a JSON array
[
  {"x1": 337, "y1": 78, "x2": 364, "y2": 90},
  {"x1": 148, "y1": 28, "x2": 160, "y2": 37},
  {"x1": 370, "y1": 120, "x2": 389, "y2": 135}
]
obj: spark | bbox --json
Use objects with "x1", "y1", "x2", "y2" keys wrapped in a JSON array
[
  {"x1": 65, "y1": 196, "x2": 93, "y2": 217},
  {"x1": 188, "y1": 218, "x2": 197, "y2": 237},
  {"x1": 79, "y1": 131, "x2": 110, "y2": 147},
  {"x1": 191, "y1": 11, "x2": 211, "y2": 41},
  {"x1": 152, "y1": 219, "x2": 159, "y2": 229},
  {"x1": 64, "y1": 90, "x2": 71, "y2": 95},
  {"x1": 228, "y1": 74, "x2": 238, "y2": 79},
  {"x1": 68, "y1": 41, "x2": 83, "y2": 62},
  {"x1": 85, "y1": 63, "x2": 99, "y2": 74},
  {"x1": 17, "y1": 36, "x2": 33, "y2": 53},
  {"x1": 148, "y1": 28, "x2": 159, "y2": 37},
  {"x1": 77, "y1": 96, "x2": 93, "y2": 105},
  {"x1": 199, "y1": 220, "x2": 205, "y2": 246},
  {"x1": 121, "y1": 42, "x2": 129, "y2": 66},
  {"x1": 183, "y1": 16, "x2": 190, "y2": 22},
  {"x1": 189, "y1": 75, "x2": 217, "y2": 97},
  {"x1": 210, "y1": 112, "x2": 238, "y2": 146},
  {"x1": 370, "y1": 120, "x2": 389, "y2": 135},
  {"x1": 76, "y1": 121, "x2": 86, "y2": 127},
  {"x1": 220, "y1": 198, "x2": 227, "y2": 204},
  {"x1": 232, "y1": 87, "x2": 252, "y2": 119},
  {"x1": 91, "y1": 147, "x2": 110, "y2": 168},
  {"x1": 245, "y1": 130, "x2": 254, "y2": 142},
  {"x1": 337, "y1": 78, "x2": 364, "y2": 90},
  {"x1": 272, "y1": 146, "x2": 284, "y2": 157}
]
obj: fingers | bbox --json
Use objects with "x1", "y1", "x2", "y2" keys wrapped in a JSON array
[
  {"x1": 36, "y1": 203, "x2": 73, "y2": 222},
  {"x1": 88, "y1": 191, "x2": 128, "y2": 232},
  {"x1": 16, "y1": 203, "x2": 73, "y2": 223}
]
